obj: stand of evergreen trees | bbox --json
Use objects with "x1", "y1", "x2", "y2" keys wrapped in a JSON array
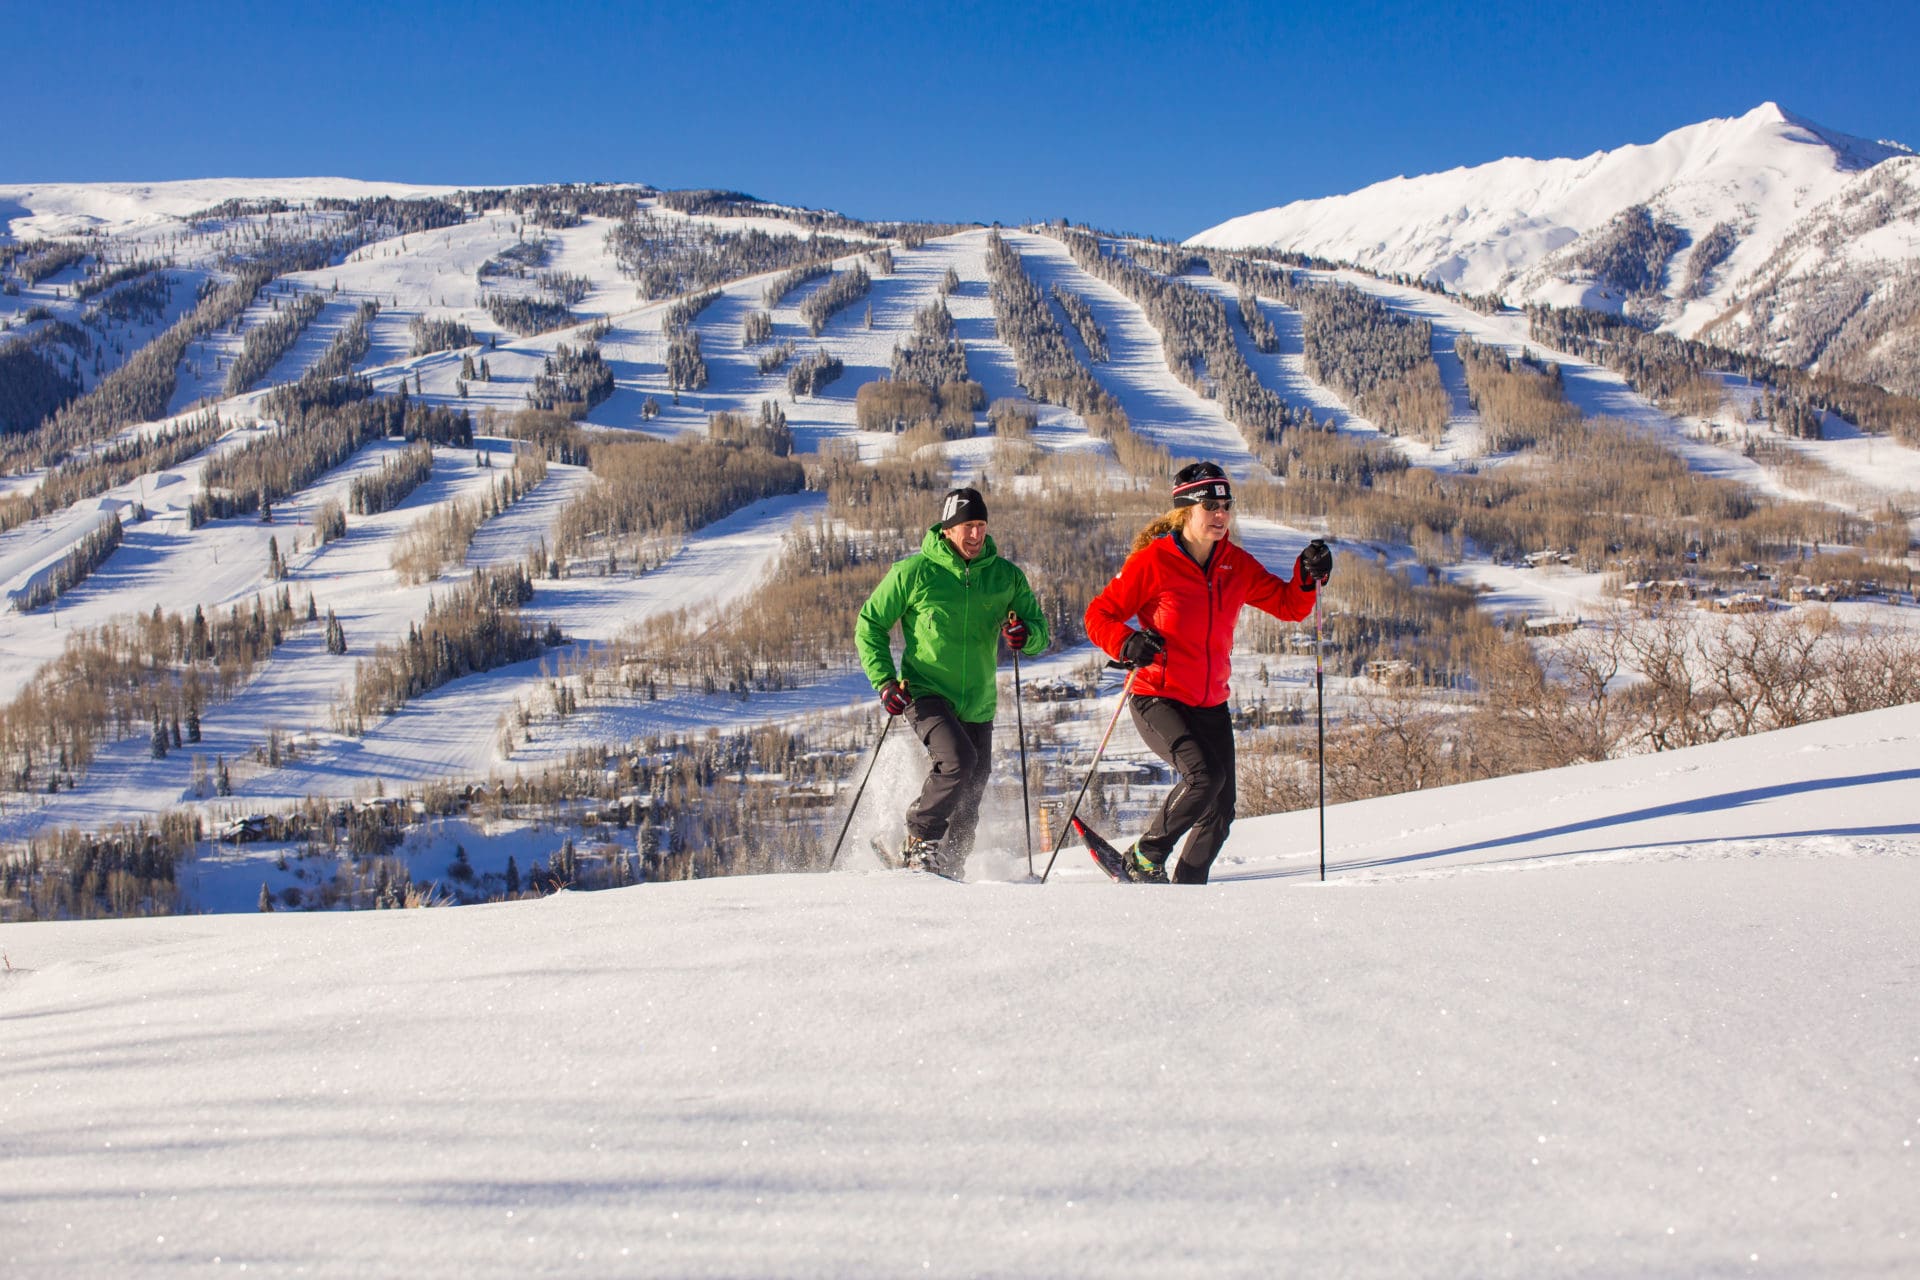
[
  {"x1": 1210, "y1": 252, "x2": 1447, "y2": 444},
  {"x1": 786, "y1": 349, "x2": 844, "y2": 397},
  {"x1": 11, "y1": 512, "x2": 124, "y2": 613},
  {"x1": 195, "y1": 387, "x2": 471, "y2": 526},
  {"x1": 5, "y1": 264, "x2": 272, "y2": 469},
  {"x1": 665, "y1": 329, "x2": 708, "y2": 395},
  {"x1": 483, "y1": 293, "x2": 575, "y2": 337},
  {"x1": 409, "y1": 316, "x2": 476, "y2": 356},
  {"x1": 1051, "y1": 284, "x2": 1109, "y2": 361},
  {"x1": 83, "y1": 274, "x2": 174, "y2": 328},
  {"x1": 798, "y1": 264, "x2": 870, "y2": 336},
  {"x1": 1527, "y1": 303, "x2": 1920, "y2": 446},
  {"x1": 651, "y1": 187, "x2": 970, "y2": 247},
  {"x1": 982, "y1": 232, "x2": 1168, "y2": 478},
  {"x1": 71, "y1": 259, "x2": 166, "y2": 302},
  {"x1": 756, "y1": 339, "x2": 796, "y2": 375},
  {"x1": 14, "y1": 241, "x2": 91, "y2": 286},
  {"x1": 526, "y1": 342, "x2": 615, "y2": 415},
  {"x1": 1054, "y1": 229, "x2": 1317, "y2": 464},
  {"x1": 538, "y1": 271, "x2": 590, "y2": 305},
  {"x1": 334, "y1": 565, "x2": 549, "y2": 734},
  {"x1": 605, "y1": 212, "x2": 869, "y2": 300},
  {"x1": 889, "y1": 299, "x2": 972, "y2": 387},
  {"x1": 661, "y1": 290, "x2": 718, "y2": 395},
  {"x1": 0, "y1": 330, "x2": 85, "y2": 436},
  {"x1": 308, "y1": 195, "x2": 468, "y2": 236},
  {"x1": 456, "y1": 184, "x2": 650, "y2": 224},
  {"x1": 986, "y1": 232, "x2": 1102, "y2": 405},
  {"x1": 763, "y1": 262, "x2": 831, "y2": 307},
  {"x1": 1237, "y1": 290, "x2": 1278, "y2": 353},
  {"x1": 1681, "y1": 221, "x2": 1739, "y2": 299},
  {"x1": 298, "y1": 299, "x2": 379, "y2": 384},
  {"x1": 1574, "y1": 204, "x2": 1687, "y2": 298},
  {"x1": 663, "y1": 290, "x2": 720, "y2": 332},
  {"x1": 0, "y1": 410, "x2": 228, "y2": 535},
  {"x1": 225, "y1": 290, "x2": 326, "y2": 396},
  {"x1": 348, "y1": 439, "x2": 435, "y2": 515}
]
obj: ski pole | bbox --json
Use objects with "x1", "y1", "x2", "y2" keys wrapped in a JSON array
[
  {"x1": 1314, "y1": 592, "x2": 1326, "y2": 883},
  {"x1": 1040, "y1": 663, "x2": 1139, "y2": 883},
  {"x1": 1010, "y1": 613, "x2": 1034, "y2": 878},
  {"x1": 825, "y1": 713, "x2": 896, "y2": 871}
]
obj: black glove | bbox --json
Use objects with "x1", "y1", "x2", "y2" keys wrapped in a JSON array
[
  {"x1": 1119, "y1": 629, "x2": 1166, "y2": 668},
  {"x1": 879, "y1": 680, "x2": 910, "y2": 716},
  {"x1": 1295, "y1": 539, "x2": 1332, "y2": 588},
  {"x1": 1001, "y1": 612, "x2": 1029, "y2": 650}
]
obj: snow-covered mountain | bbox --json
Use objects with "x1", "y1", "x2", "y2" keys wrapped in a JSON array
[
  {"x1": 0, "y1": 177, "x2": 462, "y2": 239},
  {"x1": 1, "y1": 171, "x2": 1918, "y2": 921},
  {"x1": 1190, "y1": 104, "x2": 1920, "y2": 391}
]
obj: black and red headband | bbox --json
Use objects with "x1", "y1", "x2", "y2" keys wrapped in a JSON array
[{"x1": 1172, "y1": 462, "x2": 1231, "y2": 506}]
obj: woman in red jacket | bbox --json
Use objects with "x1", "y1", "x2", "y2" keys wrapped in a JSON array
[{"x1": 1084, "y1": 461, "x2": 1332, "y2": 883}]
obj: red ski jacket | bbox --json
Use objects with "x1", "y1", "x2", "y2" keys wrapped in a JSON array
[{"x1": 1085, "y1": 533, "x2": 1317, "y2": 707}]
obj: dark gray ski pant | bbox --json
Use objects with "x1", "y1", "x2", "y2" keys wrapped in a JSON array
[
  {"x1": 903, "y1": 695, "x2": 994, "y2": 858},
  {"x1": 1130, "y1": 695, "x2": 1236, "y2": 884}
]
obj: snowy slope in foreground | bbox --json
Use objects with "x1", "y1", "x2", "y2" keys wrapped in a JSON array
[{"x1": 4, "y1": 704, "x2": 1916, "y2": 1277}]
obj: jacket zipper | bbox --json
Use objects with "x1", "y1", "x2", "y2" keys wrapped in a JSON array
[
  {"x1": 962, "y1": 564, "x2": 972, "y2": 711},
  {"x1": 1166, "y1": 535, "x2": 1218, "y2": 702},
  {"x1": 1202, "y1": 553, "x2": 1216, "y2": 700}
]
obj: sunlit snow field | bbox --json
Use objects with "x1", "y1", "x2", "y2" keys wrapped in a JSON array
[{"x1": 4, "y1": 701, "x2": 1918, "y2": 1277}]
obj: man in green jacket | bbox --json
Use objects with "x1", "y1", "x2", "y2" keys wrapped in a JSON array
[{"x1": 855, "y1": 486, "x2": 1049, "y2": 876}]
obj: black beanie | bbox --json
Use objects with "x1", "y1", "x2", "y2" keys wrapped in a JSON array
[
  {"x1": 1172, "y1": 461, "x2": 1231, "y2": 506},
  {"x1": 939, "y1": 486, "x2": 989, "y2": 528}
]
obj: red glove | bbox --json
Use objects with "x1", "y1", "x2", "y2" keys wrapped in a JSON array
[
  {"x1": 879, "y1": 680, "x2": 910, "y2": 716},
  {"x1": 1001, "y1": 612, "x2": 1029, "y2": 650}
]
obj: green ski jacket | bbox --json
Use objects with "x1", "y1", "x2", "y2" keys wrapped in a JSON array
[{"x1": 855, "y1": 525, "x2": 1049, "y2": 724}]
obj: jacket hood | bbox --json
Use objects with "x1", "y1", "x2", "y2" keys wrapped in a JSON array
[{"x1": 920, "y1": 523, "x2": 1000, "y2": 574}]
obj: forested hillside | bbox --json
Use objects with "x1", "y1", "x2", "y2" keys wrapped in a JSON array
[{"x1": 0, "y1": 175, "x2": 1916, "y2": 920}]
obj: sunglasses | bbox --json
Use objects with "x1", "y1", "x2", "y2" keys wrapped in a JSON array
[{"x1": 1197, "y1": 498, "x2": 1234, "y2": 513}]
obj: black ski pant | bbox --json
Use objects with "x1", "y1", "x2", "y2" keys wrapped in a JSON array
[
  {"x1": 1130, "y1": 695, "x2": 1236, "y2": 884},
  {"x1": 904, "y1": 695, "x2": 994, "y2": 858}
]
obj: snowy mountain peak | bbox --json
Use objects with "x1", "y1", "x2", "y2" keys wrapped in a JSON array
[
  {"x1": 1189, "y1": 105, "x2": 1920, "y2": 389},
  {"x1": 1742, "y1": 101, "x2": 1906, "y2": 169}
]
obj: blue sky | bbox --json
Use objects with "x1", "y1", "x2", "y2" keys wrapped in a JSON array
[{"x1": 12, "y1": 0, "x2": 1919, "y2": 238}]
